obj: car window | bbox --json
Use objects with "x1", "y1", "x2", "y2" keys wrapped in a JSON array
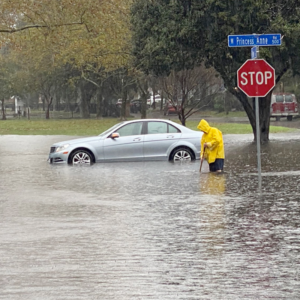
[
  {"x1": 147, "y1": 122, "x2": 168, "y2": 134},
  {"x1": 116, "y1": 122, "x2": 143, "y2": 137},
  {"x1": 285, "y1": 95, "x2": 293, "y2": 103},
  {"x1": 100, "y1": 122, "x2": 124, "y2": 137},
  {"x1": 147, "y1": 122, "x2": 180, "y2": 134},
  {"x1": 169, "y1": 124, "x2": 180, "y2": 133},
  {"x1": 276, "y1": 95, "x2": 284, "y2": 103}
]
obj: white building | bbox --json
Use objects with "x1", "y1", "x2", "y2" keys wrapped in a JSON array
[{"x1": 12, "y1": 96, "x2": 25, "y2": 114}]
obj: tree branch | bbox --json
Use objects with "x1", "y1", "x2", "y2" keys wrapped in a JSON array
[
  {"x1": 81, "y1": 70, "x2": 100, "y2": 87},
  {"x1": 0, "y1": 22, "x2": 84, "y2": 33}
]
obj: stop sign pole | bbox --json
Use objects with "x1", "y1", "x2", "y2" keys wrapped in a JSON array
[
  {"x1": 237, "y1": 57, "x2": 275, "y2": 190},
  {"x1": 229, "y1": 34, "x2": 279, "y2": 190},
  {"x1": 255, "y1": 51, "x2": 262, "y2": 191},
  {"x1": 253, "y1": 51, "x2": 262, "y2": 191}
]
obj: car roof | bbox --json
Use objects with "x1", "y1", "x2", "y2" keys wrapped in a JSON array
[{"x1": 121, "y1": 119, "x2": 195, "y2": 132}]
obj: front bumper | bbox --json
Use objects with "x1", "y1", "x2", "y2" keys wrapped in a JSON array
[
  {"x1": 271, "y1": 113, "x2": 298, "y2": 116},
  {"x1": 48, "y1": 153, "x2": 68, "y2": 164}
]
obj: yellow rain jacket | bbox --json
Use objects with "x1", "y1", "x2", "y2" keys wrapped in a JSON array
[{"x1": 197, "y1": 119, "x2": 225, "y2": 164}]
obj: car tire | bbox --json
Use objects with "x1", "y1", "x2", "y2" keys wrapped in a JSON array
[
  {"x1": 276, "y1": 116, "x2": 280, "y2": 121},
  {"x1": 287, "y1": 116, "x2": 293, "y2": 121},
  {"x1": 170, "y1": 147, "x2": 194, "y2": 162},
  {"x1": 70, "y1": 150, "x2": 93, "y2": 165}
]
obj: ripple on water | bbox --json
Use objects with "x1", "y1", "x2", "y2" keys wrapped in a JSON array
[{"x1": 1, "y1": 135, "x2": 300, "y2": 299}]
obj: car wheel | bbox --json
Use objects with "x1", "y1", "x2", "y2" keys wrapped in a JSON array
[
  {"x1": 276, "y1": 116, "x2": 280, "y2": 121},
  {"x1": 171, "y1": 147, "x2": 194, "y2": 162},
  {"x1": 287, "y1": 116, "x2": 293, "y2": 121},
  {"x1": 70, "y1": 150, "x2": 93, "y2": 165}
]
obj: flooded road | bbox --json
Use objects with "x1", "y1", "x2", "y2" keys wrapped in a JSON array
[{"x1": 1, "y1": 133, "x2": 300, "y2": 299}]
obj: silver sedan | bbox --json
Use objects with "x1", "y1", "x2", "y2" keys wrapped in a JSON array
[{"x1": 48, "y1": 119, "x2": 202, "y2": 165}]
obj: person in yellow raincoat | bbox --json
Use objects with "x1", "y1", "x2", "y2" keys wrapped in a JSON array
[{"x1": 197, "y1": 119, "x2": 225, "y2": 172}]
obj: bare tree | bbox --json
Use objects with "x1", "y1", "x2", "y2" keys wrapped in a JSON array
[
  {"x1": 161, "y1": 65, "x2": 222, "y2": 126},
  {"x1": 136, "y1": 74, "x2": 151, "y2": 119}
]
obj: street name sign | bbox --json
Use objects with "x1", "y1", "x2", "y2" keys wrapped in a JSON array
[
  {"x1": 228, "y1": 34, "x2": 281, "y2": 47},
  {"x1": 237, "y1": 59, "x2": 275, "y2": 97}
]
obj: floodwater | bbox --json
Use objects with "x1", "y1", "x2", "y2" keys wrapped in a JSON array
[{"x1": 1, "y1": 133, "x2": 300, "y2": 299}]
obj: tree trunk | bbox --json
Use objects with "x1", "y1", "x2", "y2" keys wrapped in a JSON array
[
  {"x1": 1, "y1": 100, "x2": 6, "y2": 120},
  {"x1": 120, "y1": 88, "x2": 128, "y2": 120},
  {"x1": 160, "y1": 92, "x2": 164, "y2": 111},
  {"x1": 232, "y1": 88, "x2": 271, "y2": 143},
  {"x1": 178, "y1": 107, "x2": 186, "y2": 126},
  {"x1": 140, "y1": 94, "x2": 147, "y2": 119},
  {"x1": 96, "y1": 85, "x2": 103, "y2": 119},
  {"x1": 137, "y1": 79, "x2": 149, "y2": 119},
  {"x1": 256, "y1": 93, "x2": 271, "y2": 143},
  {"x1": 79, "y1": 86, "x2": 91, "y2": 119},
  {"x1": 45, "y1": 105, "x2": 50, "y2": 119},
  {"x1": 45, "y1": 97, "x2": 53, "y2": 119},
  {"x1": 152, "y1": 86, "x2": 156, "y2": 109}
]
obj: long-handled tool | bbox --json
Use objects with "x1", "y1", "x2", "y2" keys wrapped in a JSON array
[{"x1": 199, "y1": 147, "x2": 206, "y2": 172}]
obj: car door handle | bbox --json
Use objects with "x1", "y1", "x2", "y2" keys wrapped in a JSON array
[
  {"x1": 167, "y1": 135, "x2": 174, "y2": 138},
  {"x1": 133, "y1": 138, "x2": 141, "y2": 141}
]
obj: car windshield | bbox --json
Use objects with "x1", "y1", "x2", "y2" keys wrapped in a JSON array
[
  {"x1": 275, "y1": 95, "x2": 284, "y2": 103},
  {"x1": 285, "y1": 95, "x2": 293, "y2": 102},
  {"x1": 98, "y1": 122, "x2": 125, "y2": 137}
]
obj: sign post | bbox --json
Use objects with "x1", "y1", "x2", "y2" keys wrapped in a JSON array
[
  {"x1": 229, "y1": 33, "x2": 280, "y2": 190},
  {"x1": 254, "y1": 51, "x2": 261, "y2": 190},
  {"x1": 254, "y1": 49, "x2": 261, "y2": 190},
  {"x1": 237, "y1": 58, "x2": 275, "y2": 190},
  {"x1": 251, "y1": 46, "x2": 257, "y2": 59}
]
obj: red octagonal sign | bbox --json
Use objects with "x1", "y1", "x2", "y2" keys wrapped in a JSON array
[{"x1": 237, "y1": 59, "x2": 275, "y2": 97}]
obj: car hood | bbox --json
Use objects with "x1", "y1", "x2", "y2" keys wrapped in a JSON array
[{"x1": 53, "y1": 136, "x2": 103, "y2": 147}]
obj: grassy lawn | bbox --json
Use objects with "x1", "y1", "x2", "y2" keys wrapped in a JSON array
[
  {"x1": 0, "y1": 117, "x2": 295, "y2": 135},
  {"x1": 187, "y1": 121, "x2": 294, "y2": 134},
  {"x1": 195, "y1": 110, "x2": 248, "y2": 118}
]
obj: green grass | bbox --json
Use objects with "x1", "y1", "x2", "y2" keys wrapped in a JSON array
[
  {"x1": 0, "y1": 118, "x2": 295, "y2": 135},
  {"x1": 0, "y1": 119, "x2": 119, "y2": 135},
  {"x1": 197, "y1": 110, "x2": 248, "y2": 118},
  {"x1": 185, "y1": 120, "x2": 294, "y2": 134}
]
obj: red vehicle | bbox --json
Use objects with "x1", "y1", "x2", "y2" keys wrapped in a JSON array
[
  {"x1": 116, "y1": 99, "x2": 140, "y2": 113},
  {"x1": 164, "y1": 100, "x2": 181, "y2": 116},
  {"x1": 270, "y1": 93, "x2": 298, "y2": 121}
]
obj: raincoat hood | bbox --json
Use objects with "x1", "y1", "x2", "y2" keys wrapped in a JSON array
[{"x1": 197, "y1": 119, "x2": 210, "y2": 133}]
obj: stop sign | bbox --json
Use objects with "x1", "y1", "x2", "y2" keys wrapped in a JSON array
[{"x1": 237, "y1": 59, "x2": 275, "y2": 97}]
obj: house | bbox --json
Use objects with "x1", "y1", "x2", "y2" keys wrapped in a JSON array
[
  {"x1": 0, "y1": 96, "x2": 25, "y2": 115},
  {"x1": 12, "y1": 96, "x2": 25, "y2": 114}
]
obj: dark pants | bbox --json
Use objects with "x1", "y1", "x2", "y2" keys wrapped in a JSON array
[{"x1": 209, "y1": 159, "x2": 224, "y2": 172}]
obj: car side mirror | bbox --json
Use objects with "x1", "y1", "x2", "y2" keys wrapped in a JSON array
[{"x1": 111, "y1": 132, "x2": 120, "y2": 139}]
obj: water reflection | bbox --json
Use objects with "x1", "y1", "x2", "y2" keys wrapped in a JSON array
[
  {"x1": 198, "y1": 173, "x2": 226, "y2": 259},
  {"x1": 200, "y1": 172, "x2": 226, "y2": 195},
  {"x1": 1, "y1": 134, "x2": 300, "y2": 299}
]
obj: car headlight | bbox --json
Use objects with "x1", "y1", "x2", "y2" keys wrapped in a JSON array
[{"x1": 55, "y1": 144, "x2": 70, "y2": 152}]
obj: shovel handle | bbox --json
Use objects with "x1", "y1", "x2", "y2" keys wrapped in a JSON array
[{"x1": 199, "y1": 147, "x2": 206, "y2": 172}]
